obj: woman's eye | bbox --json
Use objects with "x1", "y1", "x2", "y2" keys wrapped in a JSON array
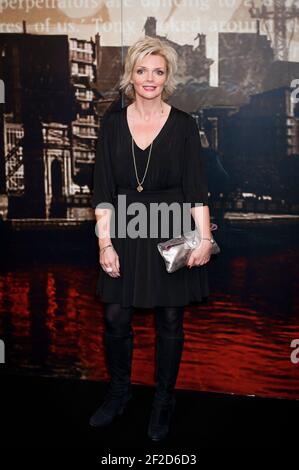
[{"x1": 136, "y1": 70, "x2": 164, "y2": 74}]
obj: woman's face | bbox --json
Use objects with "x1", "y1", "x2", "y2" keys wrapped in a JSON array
[{"x1": 130, "y1": 54, "x2": 167, "y2": 101}]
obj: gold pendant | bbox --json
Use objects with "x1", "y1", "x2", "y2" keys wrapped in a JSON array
[{"x1": 137, "y1": 185, "x2": 143, "y2": 192}]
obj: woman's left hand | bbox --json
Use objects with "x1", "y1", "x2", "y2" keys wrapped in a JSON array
[{"x1": 187, "y1": 240, "x2": 212, "y2": 268}]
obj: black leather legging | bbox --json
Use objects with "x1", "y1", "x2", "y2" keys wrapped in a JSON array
[{"x1": 103, "y1": 303, "x2": 185, "y2": 337}]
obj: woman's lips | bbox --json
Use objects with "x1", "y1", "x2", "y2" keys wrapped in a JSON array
[{"x1": 143, "y1": 86, "x2": 156, "y2": 91}]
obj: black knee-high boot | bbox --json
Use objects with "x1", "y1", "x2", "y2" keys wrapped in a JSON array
[
  {"x1": 148, "y1": 332, "x2": 184, "y2": 441},
  {"x1": 89, "y1": 331, "x2": 133, "y2": 427}
]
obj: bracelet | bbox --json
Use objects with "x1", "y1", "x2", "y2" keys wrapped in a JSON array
[
  {"x1": 100, "y1": 244, "x2": 113, "y2": 254},
  {"x1": 201, "y1": 237, "x2": 214, "y2": 246}
]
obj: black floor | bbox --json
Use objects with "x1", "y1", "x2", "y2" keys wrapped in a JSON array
[{"x1": 0, "y1": 373, "x2": 298, "y2": 460}]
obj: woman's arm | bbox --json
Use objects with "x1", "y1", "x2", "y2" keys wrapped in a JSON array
[
  {"x1": 187, "y1": 205, "x2": 212, "y2": 268},
  {"x1": 191, "y1": 204, "x2": 212, "y2": 239},
  {"x1": 92, "y1": 114, "x2": 120, "y2": 277},
  {"x1": 92, "y1": 113, "x2": 115, "y2": 249},
  {"x1": 182, "y1": 114, "x2": 212, "y2": 267},
  {"x1": 95, "y1": 207, "x2": 113, "y2": 250}
]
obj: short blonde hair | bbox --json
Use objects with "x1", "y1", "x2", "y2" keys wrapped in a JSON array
[{"x1": 119, "y1": 36, "x2": 178, "y2": 101}]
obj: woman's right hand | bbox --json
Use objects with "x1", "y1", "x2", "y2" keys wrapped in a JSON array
[{"x1": 99, "y1": 246, "x2": 121, "y2": 278}]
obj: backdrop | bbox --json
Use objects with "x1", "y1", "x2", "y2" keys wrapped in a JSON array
[{"x1": 0, "y1": 0, "x2": 298, "y2": 399}]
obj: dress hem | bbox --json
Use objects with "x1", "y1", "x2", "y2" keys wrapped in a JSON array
[{"x1": 95, "y1": 290, "x2": 210, "y2": 309}]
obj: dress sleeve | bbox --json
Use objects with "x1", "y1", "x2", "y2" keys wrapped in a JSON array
[
  {"x1": 182, "y1": 115, "x2": 209, "y2": 208},
  {"x1": 91, "y1": 114, "x2": 116, "y2": 209}
]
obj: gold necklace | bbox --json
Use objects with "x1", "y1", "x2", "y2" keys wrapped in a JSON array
[
  {"x1": 132, "y1": 138, "x2": 153, "y2": 192},
  {"x1": 132, "y1": 102, "x2": 164, "y2": 192}
]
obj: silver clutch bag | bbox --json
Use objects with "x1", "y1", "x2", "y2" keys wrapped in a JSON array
[{"x1": 157, "y1": 224, "x2": 220, "y2": 273}]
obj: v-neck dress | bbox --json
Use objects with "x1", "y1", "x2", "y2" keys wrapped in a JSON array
[{"x1": 91, "y1": 104, "x2": 210, "y2": 308}]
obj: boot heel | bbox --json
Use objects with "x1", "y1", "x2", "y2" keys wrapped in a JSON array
[
  {"x1": 147, "y1": 397, "x2": 176, "y2": 441},
  {"x1": 118, "y1": 391, "x2": 132, "y2": 415},
  {"x1": 89, "y1": 393, "x2": 131, "y2": 427}
]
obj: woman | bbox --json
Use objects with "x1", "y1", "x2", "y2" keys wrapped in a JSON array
[{"x1": 89, "y1": 36, "x2": 213, "y2": 441}]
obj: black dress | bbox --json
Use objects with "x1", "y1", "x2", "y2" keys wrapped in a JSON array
[{"x1": 91, "y1": 104, "x2": 210, "y2": 308}]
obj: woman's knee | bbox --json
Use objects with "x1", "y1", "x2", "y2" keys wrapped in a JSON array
[
  {"x1": 155, "y1": 306, "x2": 185, "y2": 337},
  {"x1": 103, "y1": 302, "x2": 133, "y2": 336}
]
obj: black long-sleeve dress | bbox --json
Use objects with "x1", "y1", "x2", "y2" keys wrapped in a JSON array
[{"x1": 91, "y1": 104, "x2": 210, "y2": 308}]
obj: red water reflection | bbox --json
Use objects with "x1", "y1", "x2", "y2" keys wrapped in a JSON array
[{"x1": 0, "y1": 248, "x2": 298, "y2": 399}]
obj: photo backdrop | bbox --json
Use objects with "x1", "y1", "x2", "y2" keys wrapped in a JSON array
[{"x1": 0, "y1": 0, "x2": 299, "y2": 399}]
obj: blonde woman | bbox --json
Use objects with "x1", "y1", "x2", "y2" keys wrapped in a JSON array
[{"x1": 90, "y1": 36, "x2": 213, "y2": 441}]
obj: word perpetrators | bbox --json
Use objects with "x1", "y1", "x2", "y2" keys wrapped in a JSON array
[{"x1": 0, "y1": 0, "x2": 102, "y2": 14}]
